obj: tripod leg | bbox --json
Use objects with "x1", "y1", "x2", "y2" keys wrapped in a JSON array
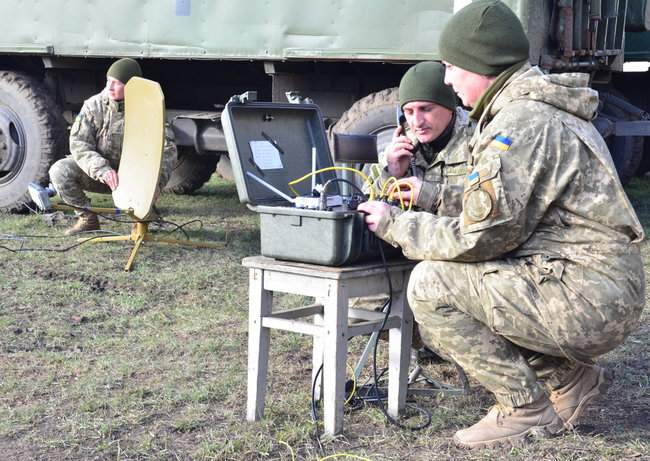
[{"x1": 124, "y1": 224, "x2": 148, "y2": 272}]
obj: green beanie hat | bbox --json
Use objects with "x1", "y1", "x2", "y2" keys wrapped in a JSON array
[
  {"x1": 399, "y1": 61, "x2": 457, "y2": 111},
  {"x1": 439, "y1": 0, "x2": 529, "y2": 76},
  {"x1": 106, "y1": 58, "x2": 142, "y2": 84}
]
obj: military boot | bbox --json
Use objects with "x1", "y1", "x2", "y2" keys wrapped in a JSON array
[
  {"x1": 65, "y1": 212, "x2": 100, "y2": 236},
  {"x1": 549, "y1": 363, "x2": 611, "y2": 429},
  {"x1": 453, "y1": 397, "x2": 564, "y2": 448}
]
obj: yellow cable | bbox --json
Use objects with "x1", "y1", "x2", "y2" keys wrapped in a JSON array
[
  {"x1": 279, "y1": 440, "x2": 295, "y2": 461},
  {"x1": 388, "y1": 180, "x2": 414, "y2": 211},
  {"x1": 387, "y1": 180, "x2": 406, "y2": 210},
  {"x1": 380, "y1": 177, "x2": 399, "y2": 200},
  {"x1": 318, "y1": 454, "x2": 373, "y2": 461},
  {"x1": 288, "y1": 167, "x2": 375, "y2": 201}
]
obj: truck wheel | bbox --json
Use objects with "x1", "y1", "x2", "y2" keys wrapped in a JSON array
[
  {"x1": 608, "y1": 133, "x2": 644, "y2": 185},
  {"x1": 597, "y1": 88, "x2": 644, "y2": 185},
  {"x1": 334, "y1": 88, "x2": 399, "y2": 156},
  {"x1": 0, "y1": 71, "x2": 66, "y2": 212},
  {"x1": 163, "y1": 147, "x2": 219, "y2": 194}
]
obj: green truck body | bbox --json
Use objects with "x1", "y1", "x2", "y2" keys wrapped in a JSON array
[{"x1": 1, "y1": 0, "x2": 650, "y2": 211}]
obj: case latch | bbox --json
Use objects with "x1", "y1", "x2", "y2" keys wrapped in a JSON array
[{"x1": 228, "y1": 91, "x2": 258, "y2": 104}]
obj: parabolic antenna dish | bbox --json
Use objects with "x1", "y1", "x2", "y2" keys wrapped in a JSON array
[{"x1": 112, "y1": 77, "x2": 165, "y2": 220}]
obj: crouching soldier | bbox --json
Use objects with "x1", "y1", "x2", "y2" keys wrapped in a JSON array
[
  {"x1": 359, "y1": 0, "x2": 645, "y2": 448},
  {"x1": 49, "y1": 58, "x2": 177, "y2": 235}
]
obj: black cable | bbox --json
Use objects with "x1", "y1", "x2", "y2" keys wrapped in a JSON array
[
  {"x1": 308, "y1": 243, "x2": 432, "y2": 433},
  {"x1": 37, "y1": 197, "x2": 201, "y2": 239},
  {"x1": 45, "y1": 201, "x2": 136, "y2": 224},
  {"x1": 0, "y1": 233, "x2": 117, "y2": 253},
  {"x1": 163, "y1": 219, "x2": 204, "y2": 240},
  {"x1": 320, "y1": 178, "x2": 366, "y2": 209},
  {"x1": 309, "y1": 362, "x2": 326, "y2": 455},
  {"x1": 310, "y1": 363, "x2": 324, "y2": 423},
  {"x1": 0, "y1": 232, "x2": 108, "y2": 240},
  {"x1": 368, "y1": 243, "x2": 432, "y2": 431},
  {"x1": 322, "y1": 177, "x2": 365, "y2": 197}
]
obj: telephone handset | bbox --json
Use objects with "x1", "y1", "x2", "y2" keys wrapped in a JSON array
[{"x1": 396, "y1": 106, "x2": 418, "y2": 176}]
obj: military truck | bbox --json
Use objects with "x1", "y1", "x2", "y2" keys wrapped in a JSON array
[{"x1": 1, "y1": 0, "x2": 650, "y2": 211}]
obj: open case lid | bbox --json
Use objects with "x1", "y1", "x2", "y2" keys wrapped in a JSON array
[{"x1": 222, "y1": 94, "x2": 339, "y2": 206}]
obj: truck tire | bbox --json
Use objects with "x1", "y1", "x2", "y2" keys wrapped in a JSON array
[
  {"x1": 334, "y1": 87, "x2": 399, "y2": 156},
  {"x1": 596, "y1": 88, "x2": 644, "y2": 185},
  {"x1": 608, "y1": 133, "x2": 644, "y2": 185},
  {"x1": 0, "y1": 71, "x2": 66, "y2": 212},
  {"x1": 163, "y1": 147, "x2": 219, "y2": 194}
]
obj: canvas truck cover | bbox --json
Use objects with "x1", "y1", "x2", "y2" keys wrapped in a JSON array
[{"x1": 0, "y1": 0, "x2": 479, "y2": 62}]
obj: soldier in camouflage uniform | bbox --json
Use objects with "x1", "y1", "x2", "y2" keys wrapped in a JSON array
[
  {"x1": 368, "y1": 61, "x2": 472, "y2": 217},
  {"x1": 49, "y1": 58, "x2": 177, "y2": 235},
  {"x1": 359, "y1": 0, "x2": 645, "y2": 448},
  {"x1": 368, "y1": 61, "x2": 473, "y2": 357}
]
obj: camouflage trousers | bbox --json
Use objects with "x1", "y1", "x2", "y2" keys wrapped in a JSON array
[
  {"x1": 408, "y1": 255, "x2": 644, "y2": 407},
  {"x1": 49, "y1": 157, "x2": 112, "y2": 213}
]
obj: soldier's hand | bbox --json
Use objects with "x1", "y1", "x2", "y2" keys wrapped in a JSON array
[
  {"x1": 102, "y1": 169, "x2": 119, "y2": 191},
  {"x1": 386, "y1": 126, "x2": 414, "y2": 178},
  {"x1": 358, "y1": 200, "x2": 391, "y2": 232},
  {"x1": 389, "y1": 176, "x2": 422, "y2": 207}
]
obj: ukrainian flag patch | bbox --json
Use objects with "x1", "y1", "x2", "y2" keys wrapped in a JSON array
[{"x1": 490, "y1": 135, "x2": 512, "y2": 151}]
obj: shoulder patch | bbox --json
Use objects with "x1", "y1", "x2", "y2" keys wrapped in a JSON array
[{"x1": 489, "y1": 135, "x2": 512, "y2": 151}]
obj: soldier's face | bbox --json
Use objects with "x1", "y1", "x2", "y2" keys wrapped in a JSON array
[
  {"x1": 443, "y1": 62, "x2": 494, "y2": 108},
  {"x1": 106, "y1": 77, "x2": 126, "y2": 101},
  {"x1": 402, "y1": 101, "x2": 453, "y2": 144}
]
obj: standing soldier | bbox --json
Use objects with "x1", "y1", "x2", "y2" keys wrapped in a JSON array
[
  {"x1": 49, "y1": 58, "x2": 177, "y2": 235},
  {"x1": 359, "y1": 0, "x2": 645, "y2": 448}
]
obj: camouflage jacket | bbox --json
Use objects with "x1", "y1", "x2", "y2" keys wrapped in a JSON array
[
  {"x1": 376, "y1": 64, "x2": 644, "y2": 278},
  {"x1": 69, "y1": 89, "x2": 176, "y2": 189},
  {"x1": 369, "y1": 107, "x2": 472, "y2": 216}
]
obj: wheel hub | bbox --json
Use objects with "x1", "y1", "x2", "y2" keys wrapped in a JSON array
[{"x1": 0, "y1": 106, "x2": 26, "y2": 185}]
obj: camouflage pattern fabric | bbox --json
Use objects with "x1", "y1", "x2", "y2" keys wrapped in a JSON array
[
  {"x1": 373, "y1": 64, "x2": 645, "y2": 407},
  {"x1": 49, "y1": 89, "x2": 177, "y2": 210},
  {"x1": 367, "y1": 107, "x2": 473, "y2": 216}
]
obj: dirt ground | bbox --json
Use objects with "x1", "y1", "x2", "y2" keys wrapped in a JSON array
[{"x1": 0, "y1": 177, "x2": 649, "y2": 460}]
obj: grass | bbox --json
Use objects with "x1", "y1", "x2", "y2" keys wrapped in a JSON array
[{"x1": 1, "y1": 175, "x2": 649, "y2": 460}]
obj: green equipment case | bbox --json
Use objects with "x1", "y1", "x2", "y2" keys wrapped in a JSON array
[{"x1": 221, "y1": 94, "x2": 400, "y2": 266}]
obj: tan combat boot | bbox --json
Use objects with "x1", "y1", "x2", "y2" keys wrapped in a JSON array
[
  {"x1": 549, "y1": 363, "x2": 611, "y2": 429},
  {"x1": 65, "y1": 212, "x2": 100, "y2": 236},
  {"x1": 453, "y1": 397, "x2": 564, "y2": 448}
]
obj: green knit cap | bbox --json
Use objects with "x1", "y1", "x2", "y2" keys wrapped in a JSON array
[
  {"x1": 398, "y1": 61, "x2": 457, "y2": 111},
  {"x1": 439, "y1": 0, "x2": 529, "y2": 76},
  {"x1": 106, "y1": 58, "x2": 142, "y2": 84}
]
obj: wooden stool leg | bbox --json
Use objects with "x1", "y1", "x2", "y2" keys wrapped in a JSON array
[
  {"x1": 247, "y1": 268, "x2": 273, "y2": 421},
  {"x1": 322, "y1": 282, "x2": 348, "y2": 435},
  {"x1": 388, "y1": 275, "x2": 413, "y2": 418}
]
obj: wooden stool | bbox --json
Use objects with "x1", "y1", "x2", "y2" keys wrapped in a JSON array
[{"x1": 243, "y1": 255, "x2": 415, "y2": 436}]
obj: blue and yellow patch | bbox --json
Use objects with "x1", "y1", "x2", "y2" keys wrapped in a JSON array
[
  {"x1": 489, "y1": 135, "x2": 512, "y2": 151},
  {"x1": 468, "y1": 171, "x2": 480, "y2": 186}
]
